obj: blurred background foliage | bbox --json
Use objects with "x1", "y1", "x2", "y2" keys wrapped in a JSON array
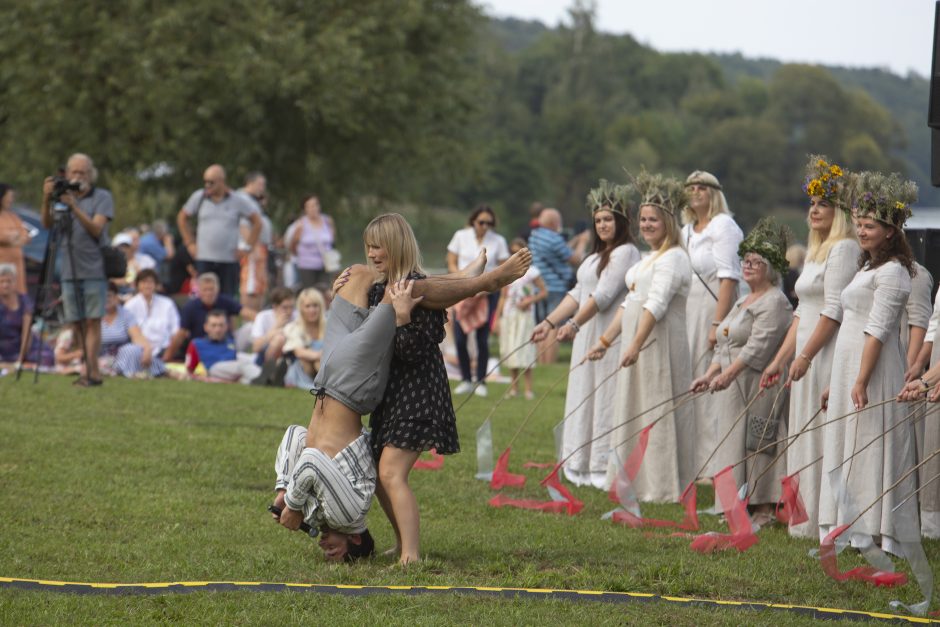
[{"x1": 0, "y1": 0, "x2": 932, "y2": 254}]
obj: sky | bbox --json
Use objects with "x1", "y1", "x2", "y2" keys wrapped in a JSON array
[{"x1": 482, "y1": 0, "x2": 936, "y2": 78}]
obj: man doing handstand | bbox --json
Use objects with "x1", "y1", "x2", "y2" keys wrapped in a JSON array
[{"x1": 272, "y1": 247, "x2": 532, "y2": 562}]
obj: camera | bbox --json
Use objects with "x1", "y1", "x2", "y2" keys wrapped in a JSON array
[{"x1": 51, "y1": 176, "x2": 81, "y2": 204}]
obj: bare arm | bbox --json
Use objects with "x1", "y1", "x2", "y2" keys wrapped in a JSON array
[
  {"x1": 177, "y1": 208, "x2": 196, "y2": 259},
  {"x1": 246, "y1": 212, "x2": 262, "y2": 248},
  {"x1": 619, "y1": 309, "x2": 656, "y2": 367},
  {"x1": 851, "y1": 334, "x2": 883, "y2": 409},
  {"x1": 761, "y1": 316, "x2": 798, "y2": 388},
  {"x1": 906, "y1": 326, "x2": 928, "y2": 375},
  {"x1": 532, "y1": 293, "x2": 579, "y2": 342},
  {"x1": 787, "y1": 315, "x2": 840, "y2": 384},
  {"x1": 446, "y1": 251, "x2": 459, "y2": 274},
  {"x1": 707, "y1": 278, "x2": 737, "y2": 347}
]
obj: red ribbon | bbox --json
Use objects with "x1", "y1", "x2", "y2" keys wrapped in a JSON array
[
  {"x1": 819, "y1": 525, "x2": 907, "y2": 587},
  {"x1": 776, "y1": 472, "x2": 809, "y2": 526},
  {"x1": 490, "y1": 448, "x2": 526, "y2": 490},
  {"x1": 690, "y1": 466, "x2": 758, "y2": 553},
  {"x1": 413, "y1": 449, "x2": 444, "y2": 470}
]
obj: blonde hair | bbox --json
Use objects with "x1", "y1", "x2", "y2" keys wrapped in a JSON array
[
  {"x1": 363, "y1": 213, "x2": 424, "y2": 283},
  {"x1": 295, "y1": 287, "x2": 326, "y2": 339},
  {"x1": 640, "y1": 204, "x2": 682, "y2": 257},
  {"x1": 806, "y1": 205, "x2": 856, "y2": 264},
  {"x1": 681, "y1": 171, "x2": 730, "y2": 225}
]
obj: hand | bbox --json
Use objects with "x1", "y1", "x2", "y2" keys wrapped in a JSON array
[
  {"x1": 556, "y1": 321, "x2": 576, "y2": 341},
  {"x1": 709, "y1": 371, "x2": 732, "y2": 391},
  {"x1": 898, "y1": 379, "x2": 927, "y2": 402},
  {"x1": 930, "y1": 385, "x2": 940, "y2": 403},
  {"x1": 531, "y1": 320, "x2": 552, "y2": 342},
  {"x1": 760, "y1": 361, "x2": 782, "y2": 389},
  {"x1": 272, "y1": 490, "x2": 286, "y2": 520},
  {"x1": 904, "y1": 362, "x2": 925, "y2": 383},
  {"x1": 491, "y1": 317, "x2": 500, "y2": 335},
  {"x1": 141, "y1": 346, "x2": 152, "y2": 368},
  {"x1": 820, "y1": 387, "x2": 829, "y2": 411},
  {"x1": 60, "y1": 191, "x2": 78, "y2": 210},
  {"x1": 278, "y1": 505, "x2": 303, "y2": 531},
  {"x1": 186, "y1": 241, "x2": 197, "y2": 259},
  {"x1": 620, "y1": 343, "x2": 640, "y2": 368},
  {"x1": 788, "y1": 354, "x2": 810, "y2": 383},
  {"x1": 236, "y1": 247, "x2": 249, "y2": 261},
  {"x1": 274, "y1": 309, "x2": 291, "y2": 328},
  {"x1": 587, "y1": 343, "x2": 607, "y2": 361},
  {"x1": 850, "y1": 381, "x2": 868, "y2": 411},
  {"x1": 389, "y1": 279, "x2": 423, "y2": 325},
  {"x1": 42, "y1": 177, "x2": 55, "y2": 200},
  {"x1": 332, "y1": 267, "x2": 352, "y2": 294},
  {"x1": 690, "y1": 374, "x2": 712, "y2": 393},
  {"x1": 518, "y1": 297, "x2": 532, "y2": 312},
  {"x1": 707, "y1": 325, "x2": 718, "y2": 349}
]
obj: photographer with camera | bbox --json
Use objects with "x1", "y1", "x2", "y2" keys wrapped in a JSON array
[{"x1": 40, "y1": 153, "x2": 114, "y2": 387}]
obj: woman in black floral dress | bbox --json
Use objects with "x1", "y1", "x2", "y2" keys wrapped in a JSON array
[{"x1": 364, "y1": 213, "x2": 459, "y2": 565}]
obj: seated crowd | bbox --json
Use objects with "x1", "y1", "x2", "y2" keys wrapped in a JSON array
[{"x1": 1, "y1": 233, "x2": 328, "y2": 388}]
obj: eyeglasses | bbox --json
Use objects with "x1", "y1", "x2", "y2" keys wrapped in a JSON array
[
  {"x1": 476, "y1": 220, "x2": 494, "y2": 227},
  {"x1": 204, "y1": 179, "x2": 218, "y2": 186},
  {"x1": 742, "y1": 259, "x2": 766, "y2": 269}
]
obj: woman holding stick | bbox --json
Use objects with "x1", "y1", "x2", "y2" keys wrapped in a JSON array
[
  {"x1": 587, "y1": 171, "x2": 693, "y2": 502},
  {"x1": 691, "y1": 218, "x2": 792, "y2": 526},
  {"x1": 681, "y1": 171, "x2": 743, "y2": 477},
  {"x1": 760, "y1": 156, "x2": 859, "y2": 539},
  {"x1": 532, "y1": 180, "x2": 640, "y2": 488},
  {"x1": 820, "y1": 171, "x2": 920, "y2": 555}
]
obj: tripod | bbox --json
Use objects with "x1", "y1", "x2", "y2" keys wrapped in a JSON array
[{"x1": 15, "y1": 205, "x2": 90, "y2": 383}]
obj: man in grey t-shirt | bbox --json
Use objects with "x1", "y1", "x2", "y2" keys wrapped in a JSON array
[
  {"x1": 176, "y1": 164, "x2": 261, "y2": 297},
  {"x1": 40, "y1": 153, "x2": 114, "y2": 386}
]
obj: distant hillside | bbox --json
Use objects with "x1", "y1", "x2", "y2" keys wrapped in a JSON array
[{"x1": 711, "y1": 53, "x2": 937, "y2": 205}]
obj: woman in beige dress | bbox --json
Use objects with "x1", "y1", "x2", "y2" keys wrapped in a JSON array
[
  {"x1": 691, "y1": 218, "x2": 792, "y2": 525},
  {"x1": 761, "y1": 156, "x2": 859, "y2": 539},
  {"x1": 587, "y1": 172, "x2": 694, "y2": 503}
]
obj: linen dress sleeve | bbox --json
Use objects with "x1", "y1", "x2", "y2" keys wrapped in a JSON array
[
  {"x1": 738, "y1": 291, "x2": 793, "y2": 371},
  {"x1": 643, "y1": 250, "x2": 687, "y2": 322},
  {"x1": 594, "y1": 245, "x2": 640, "y2": 312},
  {"x1": 819, "y1": 239, "x2": 860, "y2": 323},
  {"x1": 865, "y1": 263, "x2": 912, "y2": 344},
  {"x1": 906, "y1": 265, "x2": 933, "y2": 331},
  {"x1": 710, "y1": 215, "x2": 744, "y2": 281},
  {"x1": 927, "y1": 291, "x2": 940, "y2": 343}
]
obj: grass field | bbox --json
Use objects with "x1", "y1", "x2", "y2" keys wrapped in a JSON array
[{"x1": 0, "y1": 360, "x2": 937, "y2": 625}]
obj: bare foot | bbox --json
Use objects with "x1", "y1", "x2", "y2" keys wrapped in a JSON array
[
  {"x1": 457, "y1": 248, "x2": 487, "y2": 278},
  {"x1": 485, "y1": 248, "x2": 532, "y2": 292},
  {"x1": 399, "y1": 553, "x2": 420, "y2": 566}
]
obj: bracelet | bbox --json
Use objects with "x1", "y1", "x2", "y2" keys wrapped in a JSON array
[
  {"x1": 921, "y1": 376, "x2": 930, "y2": 391},
  {"x1": 567, "y1": 319, "x2": 580, "y2": 332},
  {"x1": 798, "y1": 353, "x2": 812, "y2": 364},
  {"x1": 599, "y1": 335, "x2": 611, "y2": 348},
  {"x1": 711, "y1": 321, "x2": 721, "y2": 327},
  {"x1": 545, "y1": 319, "x2": 556, "y2": 329}
]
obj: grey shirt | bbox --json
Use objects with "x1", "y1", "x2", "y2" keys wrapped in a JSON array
[
  {"x1": 60, "y1": 187, "x2": 114, "y2": 280},
  {"x1": 183, "y1": 189, "x2": 259, "y2": 263}
]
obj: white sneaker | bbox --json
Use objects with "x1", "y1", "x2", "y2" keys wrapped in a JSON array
[
  {"x1": 474, "y1": 383, "x2": 488, "y2": 397},
  {"x1": 454, "y1": 381, "x2": 474, "y2": 395}
]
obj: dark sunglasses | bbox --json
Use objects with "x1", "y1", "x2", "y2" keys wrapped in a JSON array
[{"x1": 476, "y1": 220, "x2": 494, "y2": 227}]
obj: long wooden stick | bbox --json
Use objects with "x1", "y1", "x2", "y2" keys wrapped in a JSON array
[
  {"x1": 840, "y1": 446, "x2": 940, "y2": 534},
  {"x1": 693, "y1": 388, "x2": 766, "y2": 483},
  {"x1": 732, "y1": 394, "x2": 906, "y2": 469},
  {"x1": 832, "y1": 402, "x2": 936, "y2": 473},
  {"x1": 474, "y1": 338, "x2": 563, "y2": 424},
  {"x1": 893, "y1": 468, "x2": 940, "y2": 513},
  {"x1": 744, "y1": 406, "x2": 824, "y2": 497}
]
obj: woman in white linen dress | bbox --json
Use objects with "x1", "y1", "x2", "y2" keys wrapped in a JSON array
[
  {"x1": 692, "y1": 219, "x2": 792, "y2": 524},
  {"x1": 532, "y1": 181, "x2": 640, "y2": 488},
  {"x1": 588, "y1": 172, "x2": 694, "y2": 502},
  {"x1": 820, "y1": 172, "x2": 920, "y2": 556},
  {"x1": 681, "y1": 171, "x2": 743, "y2": 476},
  {"x1": 761, "y1": 156, "x2": 859, "y2": 539}
]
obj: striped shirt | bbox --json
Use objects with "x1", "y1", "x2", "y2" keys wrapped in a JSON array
[
  {"x1": 528, "y1": 227, "x2": 572, "y2": 293},
  {"x1": 276, "y1": 425, "x2": 375, "y2": 534}
]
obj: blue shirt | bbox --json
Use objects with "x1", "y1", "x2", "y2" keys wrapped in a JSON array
[
  {"x1": 528, "y1": 227, "x2": 572, "y2": 293},
  {"x1": 191, "y1": 336, "x2": 236, "y2": 370},
  {"x1": 179, "y1": 294, "x2": 242, "y2": 338},
  {"x1": 139, "y1": 232, "x2": 167, "y2": 264}
]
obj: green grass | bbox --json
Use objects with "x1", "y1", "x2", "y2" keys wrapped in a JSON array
[{"x1": 0, "y1": 364, "x2": 935, "y2": 624}]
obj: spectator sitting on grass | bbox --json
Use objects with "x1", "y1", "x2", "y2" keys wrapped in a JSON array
[
  {"x1": 162, "y1": 272, "x2": 255, "y2": 361},
  {"x1": 185, "y1": 309, "x2": 260, "y2": 383}
]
